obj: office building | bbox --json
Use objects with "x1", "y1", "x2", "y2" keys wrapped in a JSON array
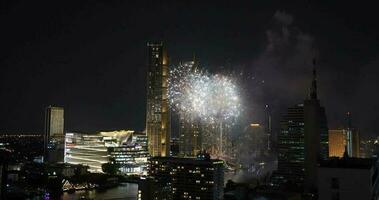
[
  {"x1": 44, "y1": 106, "x2": 65, "y2": 163},
  {"x1": 274, "y1": 68, "x2": 329, "y2": 193},
  {"x1": 236, "y1": 123, "x2": 266, "y2": 167},
  {"x1": 65, "y1": 130, "x2": 149, "y2": 175},
  {"x1": 329, "y1": 128, "x2": 360, "y2": 158},
  {"x1": 179, "y1": 113, "x2": 202, "y2": 157},
  {"x1": 146, "y1": 153, "x2": 224, "y2": 200},
  {"x1": 146, "y1": 42, "x2": 170, "y2": 157},
  {"x1": 170, "y1": 138, "x2": 180, "y2": 157},
  {"x1": 345, "y1": 112, "x2": 360, "y2": 158},
  {"x1": 329, "y1": 129, "x2": 346, "y2": 157},
  {"x1": 318, "y1": 157, "x2": 379, "y2": 200},
  {"x1": 274, "y1": 103, "x2": 305, "y2": 188}
]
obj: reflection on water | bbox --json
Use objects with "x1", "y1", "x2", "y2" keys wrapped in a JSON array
[{"x1": 61, "y1": 183, "x2": 138, "y2": 200}]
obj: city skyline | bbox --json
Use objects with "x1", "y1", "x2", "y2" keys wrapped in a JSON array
[
  {"x1": 1, "y1": 1, "x2": 379, "y2": 199},
  {"x1": 1, "y1": 1, "x2": 379, "y2": 139}
]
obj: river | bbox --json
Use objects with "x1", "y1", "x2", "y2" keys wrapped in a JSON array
[{"x1": 31, "y1": 183, "x2": 138, "y2": 200}]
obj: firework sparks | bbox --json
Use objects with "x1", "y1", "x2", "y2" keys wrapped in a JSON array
[{"x1": 168, "y1": 61, "x2": 241, "y2": 124}]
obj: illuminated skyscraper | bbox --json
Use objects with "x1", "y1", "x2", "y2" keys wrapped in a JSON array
[
  {"x1": 146, "y1": 42, "x2": 170, "y2": 157},
  {"x1": 44, "y1": 106, "x2": 65, "y2": 163}
]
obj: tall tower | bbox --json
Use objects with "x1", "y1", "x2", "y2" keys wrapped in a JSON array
[
  {"x1": 44, "y1": 106, "x2": 65, "y2": 163},
  {"x1": 146, "y1": 42, "x2": 170, "y2": 157},
  {"x1": 273, "y1": 62, "x2": 328, "y2": 193},
  {"x1": 345, "y1": 112, "x2": 360, "y2": 157},
  {"x1": 178, "y1": 61, "x2": 202, "y2": 157},
  {"x1": 303, "y1": 65, "x2": 329, "y2": 193}
]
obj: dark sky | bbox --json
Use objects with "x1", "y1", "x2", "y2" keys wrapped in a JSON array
[{"x1": 1, "y1": 1, "x2": 378, "y2": 137}]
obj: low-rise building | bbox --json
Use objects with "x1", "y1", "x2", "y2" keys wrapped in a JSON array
[
  {"x1": 65, "y1": 130, "x2": 148, "y2": 175},
  {"x1": 318, "y1": 157, "x2": 378, "y2": 200}
]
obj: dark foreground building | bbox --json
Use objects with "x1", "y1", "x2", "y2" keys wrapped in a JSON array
[
  {"x1": 139, "y1": 153, "x2": 224, "y2": 200},
  {"x1": 318, "y1": 157, "x2": 379, "y2": 200},
  {"x1": 273, "y1": 68, "x2": 328, "y2": 193}
]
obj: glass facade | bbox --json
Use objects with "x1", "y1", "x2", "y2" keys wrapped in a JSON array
[
  {"x1": 65, "y1": 131, "x2": 148, "y2": 175},
  {"x1": 146, "y1": 42, "x2": 170, "y2": 157}
]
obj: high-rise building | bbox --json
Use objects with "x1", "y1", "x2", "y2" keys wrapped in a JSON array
[
  {"x1": 303, "y1": 69, "x2": 329, "y2": 192},
  {"x1": 329, "y1": 128, "x2": 360, "y2": 158},
  {"x1": 329, "y1": 129, "x2": 346, "y2": 157},
  {"x1": 44, "y1": 106, "x2": 65, "y2": 163},
  {"x1": 274, "y1": 103, "x2": 305, "y2": 187},
  {"x1": 273, "y1": 67, "x2": 329, "y2": 193},
  {"x1": 265, "y1": 105, "x2": 272, "y2": 151},
  {"x1": 144, "y1": 153, "x2": 224, "y2": 200},
  {"x1": 345, "y1": 112, "x2": 360, "y2": 158},
  {"x1": 178, "y1": 61, "x2": 202, "y2": 157},
  {"x1": 146, "y1": 42, "x2": 170, "y2": 157}
]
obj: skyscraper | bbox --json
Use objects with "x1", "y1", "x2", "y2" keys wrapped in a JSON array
[
  {"x1": 345, "y1": 112, "x2": 360, "y2": 158},
  {"x1": 146, "y1": 42, "x2": 170, "y2": 157},
  {"x1": 303, "y1": 68, "x2": 329, "y2": 192},
  {"x1": 178, "y1": 60, "x2": 202, "y2": 157},
  {"x1": 273, "y1": 67, "x2": 329, "y2": 193},
  {"x1": 328, "y1": 129, "x2": 346, "y2": 157},
  {"x1": 274, "y1": 103, "x2": 305, "y2": 187},
  {"x1": 329, "y1": 127, "x2": 360, "y2": 158},
  {"x1": 44, "y1": 106, "x2": 65, "y2": 163}
]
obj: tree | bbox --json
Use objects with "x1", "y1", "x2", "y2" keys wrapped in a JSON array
[{"x1": 101, "y1": 162, "x2": 120, "y2": 175}]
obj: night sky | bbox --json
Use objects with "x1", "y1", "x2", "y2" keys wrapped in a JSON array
[{"x1": 1, "y1": 1, "x2": 378, "y2": 138}]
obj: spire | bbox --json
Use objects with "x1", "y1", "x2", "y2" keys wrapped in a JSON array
[
  {"x1": 310, "y1": 58, "x2": 318, "y2": 99},
  {"x1": 343, "y1": 145, "x2": 349, "y2": 159},
  {"x1": 346, "y1": 112, "x2": 352, "y2": 129}
]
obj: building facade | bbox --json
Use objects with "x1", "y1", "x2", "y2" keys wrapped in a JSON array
[
  {"x1": 329, "y1": 128, "x2": 360, "y2": 158},
  {"x1": 274, "y1": 104, "x2": 306, "y2": 187},
  {"x1": 65, "y1": 130, "x2": 149, "y2": 175},
  {"x1": 145, "y1": 154, "x2": 224, "y2": 200},
  {"x1": 273, "y1": 69, "x2": 329, "y2": 193},
  {"x1": 329, "y1": 129, "x2": 346, "y2": 157},
  {"x1": 146, "y1": 42, "x2": 170, "y2": 157},
  {"x1": 44, "y1": 106, "x2": 65, "y2": 163},
  {"x1": 318, "y1": 157, "x2": 379, "y2": 200}
]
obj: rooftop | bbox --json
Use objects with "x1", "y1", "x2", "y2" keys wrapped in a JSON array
[{"x1": 319, "y1": 157, "x2": 377, "y2": 169}]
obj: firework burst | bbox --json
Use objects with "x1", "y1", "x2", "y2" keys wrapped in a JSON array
[{"x1": 168, "y1": 61, "x2": 241, "y2": 124}]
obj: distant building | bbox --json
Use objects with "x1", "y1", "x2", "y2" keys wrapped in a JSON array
[
  {"x1": 170, "y1": 138, "x2": 180, "y2": 157},
  {"x1": 144, "y1": 153, "x2": 224, "y2": 200},
  {"x1": 329, "y1": 129, "x2": 346, "y2": 157},
  {"x1": 273, "y1": 68, "x2": 329, "y2": 193},
  {"x1": 236, "y1": 123, "x2": 266, "y2": 168},
  {"x1": 179, "y1": 113, "x2": 202, "y2": 157},
  {"x1": 177, "y1": 61, "x2": 203, "y2": 157},
  {"x1": 146, "y1": 42, "x2": 170, "y2": 157},
  {"x1": 65, "y1": 130, "x2": 149, "y2": 175},
  {"x1": 345, "y1": 112, "x2": 360, "y2": 158},
  {"x1": 318, "y1": 157, "x2": 379, "y2": 200},
  {"x1": 44, "y1": 106, "x2": 65, "y2": 163},
  {"x1": 329, "y1": 128, "x2": 360, "y2": 158}
]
